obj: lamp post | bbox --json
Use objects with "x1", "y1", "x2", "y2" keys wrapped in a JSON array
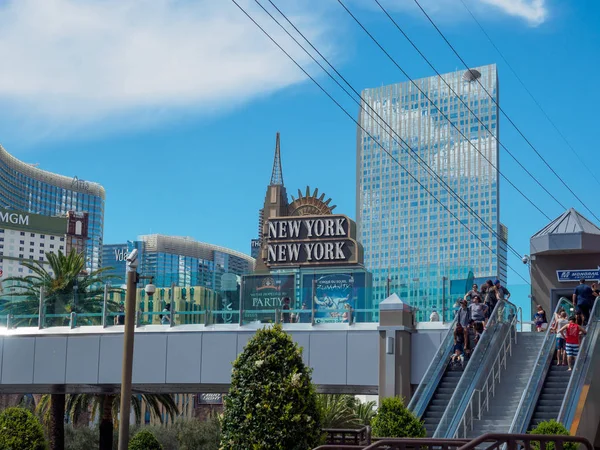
[{"x1": 117, "y1": 250, "x2": 157, "y2": 450}]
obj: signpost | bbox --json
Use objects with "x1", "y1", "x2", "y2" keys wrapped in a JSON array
[{"x1": 556, "y1": 268, "x2": 600, "y2": 283}]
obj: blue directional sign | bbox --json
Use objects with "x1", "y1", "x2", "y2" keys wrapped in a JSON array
[{"x1": 556, "y1": 269, "x2": 600, "y2": 283}]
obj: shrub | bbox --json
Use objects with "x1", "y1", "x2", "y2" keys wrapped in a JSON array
[
  {"x1": 129, "y1": 429, "x2": 162, "y2": 450},
  {"x1": 176, "y1": 418, "x2": 221, "y2": 450},
  {"x1": 0, "y1": 407, "x2": 47, "y2": 450},
  {"x1": 370, "y1": 397, "x2": 426, "y2": 438},
  {"x1": 317, "y1": 395, "x2": 360, "y2": 429},
  {"x1": 220, "y1": 325, "x2": 322, "y2": 449},
  {"x1": 65, "y1": 425, "x2": 98, "y2": 450},
  {"x1": 529, "y1": 420, "x2": 577, "y2": 450}
]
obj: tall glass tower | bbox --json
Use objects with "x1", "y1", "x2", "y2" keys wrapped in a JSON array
[
  {"x1": 356, "y1": 64, "x2": 507, "y2": 316},
  {"x1": 0, "y1": 145, "x2": 105, "y2": 270}
]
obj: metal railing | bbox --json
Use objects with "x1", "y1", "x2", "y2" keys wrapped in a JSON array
[
  {"x1": 312, "y1": 434, "x2": 592, "y2": 450},
  {"x1": 456, "y1": 433, "x2": 592, "y2": 450},
  {"x1": 323, "y1": 426, "x2": 371, "y2": 446},
  {"x1": 433, "y1": 299, "x2": 519, "y2": 438},
  {"x1": 407, "y1": 317, "x2": 457, "y2": 418},
  {"x1": 557, "y1": 296, "x2": 600, "y2": 430},
  {"x1": 456, "y1": 310, "x2": 516, "y2": 438},
  {"x1": 509, "y1": 297, "x2": 573, "y2": 433}
]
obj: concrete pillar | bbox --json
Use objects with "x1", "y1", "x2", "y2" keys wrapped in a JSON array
[{"x1": 378, "y1": 293, "x2": 415, "y2": 404}]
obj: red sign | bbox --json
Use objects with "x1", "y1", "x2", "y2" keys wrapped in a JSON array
[{"x1": 0, "y1": 269, "x2": 3, "y2": 277}]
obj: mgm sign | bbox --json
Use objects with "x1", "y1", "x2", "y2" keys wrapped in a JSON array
[{"x1": 264, "y1": 215, "x2": 363, "y2": 267}]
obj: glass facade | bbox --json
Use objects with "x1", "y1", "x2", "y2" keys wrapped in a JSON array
[
  {"x1": 0, "y1": 145, "x2": 105, "y2": 270},
  {"x1": 356, "y1": 65, "x2": 507, "y2": 315},
  {"x1": 103, "y1": 235, "x2": 255, "y2": 290}
]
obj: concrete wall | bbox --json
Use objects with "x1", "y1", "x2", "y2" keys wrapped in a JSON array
[
  {"x1": 531, "y1": 253, "x2": 600, "y2": 313},
  {"x1": 0, "y1": 323, "x2": 448, "y2": 395}
]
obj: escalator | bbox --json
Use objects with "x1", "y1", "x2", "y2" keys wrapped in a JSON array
[
  {"x1": 433, "y1": 299, "x2": 520, "y2": 439},
  {"x1": 408, "y1": 299, "x2": 518, "y2": 437},
  {"x1": 528, "y1": 364, "x2": 571, "y2": 429},
  {"x1": 421, "y1": 367, "x2": 463, "y2": 436},
  {"x1": 510, "y1": 297, "x2": 600, "y2": 446}
]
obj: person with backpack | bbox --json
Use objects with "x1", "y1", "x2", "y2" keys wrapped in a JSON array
[{"x1": 557, "y1": 315, "x2": 587, "y2": 371}]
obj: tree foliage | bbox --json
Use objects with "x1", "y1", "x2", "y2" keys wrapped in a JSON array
[
  {"x1": 317, "y1": 395, "x2": 360, "y2": 429},
  {"x1": 529, "y1": 420, "x2": 577, "y2": 450},
  {"x1": 220, "y1": 325, "x2": 322, "y2": 450},
  {"x1": 370, "y1": 397, "x2": 426, "y2": 438},
  {"x1": 129, "y1": 429, "x2": 162, "y2": 450},
  {"x1": 0, "y1": 407, "x2": 48, "y2": 450}
]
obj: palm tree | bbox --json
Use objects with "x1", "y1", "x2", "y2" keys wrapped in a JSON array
[
  {"x1": 317, "y1": 394, "x2": 360, "y2": 429},
  {"x1": 37, "y1": 392, "x2": 179, "y2": 449},
  {"x1": 0, "y1": 250, "x2": 120, "y2": 450}
]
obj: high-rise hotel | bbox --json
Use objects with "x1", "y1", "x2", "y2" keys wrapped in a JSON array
[
  {"x1": 357, "y1": 64, "x2": 507, "y2": 314},
  {"x1": 0, "y1": 145, "x2": 105, "y2": 271}
]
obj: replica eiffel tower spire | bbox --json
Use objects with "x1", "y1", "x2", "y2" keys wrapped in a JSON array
[{"x1": 270, "y1": 132, "x2": 284, "y2": 186}]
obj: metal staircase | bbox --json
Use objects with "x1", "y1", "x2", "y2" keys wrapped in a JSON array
[{"x1": 465, "y1": 333, "x2": 544, "y2": 438}]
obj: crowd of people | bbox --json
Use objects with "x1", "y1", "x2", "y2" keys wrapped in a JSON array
[{"x1": 450, "y1": 279, "x2": 510, "y2": 369}]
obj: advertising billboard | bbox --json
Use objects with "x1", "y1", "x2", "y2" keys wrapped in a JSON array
[
  {"x1": 241, "y1": 274, "x2": 295, "y2": 322},
  {"x1": 301, "y1": 271, "x2": 370, "y2": 324}
]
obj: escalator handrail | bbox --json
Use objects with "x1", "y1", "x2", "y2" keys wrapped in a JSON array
[
  {"x1": 509, "y1": 298, "x2": 574, "y2": 433},
  {"x1": 407, "y1": 316, "x2": 458, "y2": 418},
  {"x1": 432, "y1": 298, "x2": 519, "y2": 438},
  {"x1": 557, "y1": 297, "x2": 600, "y2": 429}
]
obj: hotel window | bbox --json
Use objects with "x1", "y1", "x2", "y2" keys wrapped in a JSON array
[
  {"x1": 30, "y1": 233, "x2": 35, "y2": 237},
  {"x1": 20, "y1": 232, "x2": 24, "y2": 236}
]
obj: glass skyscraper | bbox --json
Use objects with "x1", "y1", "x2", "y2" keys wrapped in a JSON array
[
  {"x1": 357, "y1": 64, "x2": 507, "y2": 316},
  {"x1": 0, "y1": 145, "x2": 105, "y2": 270}
]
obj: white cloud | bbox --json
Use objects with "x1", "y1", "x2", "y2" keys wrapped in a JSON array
[
  {"x1": 479, "y1": 0, "x2": 548, "y2": 25},
  {"x1": 371, "y1": 0, "x2": 548, "y2": 26},
  {"x1": 0, "y1": 0, "x2": 335, "y2": 130}
]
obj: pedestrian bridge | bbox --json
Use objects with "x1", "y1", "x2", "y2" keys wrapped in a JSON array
[{"x1": 0, "y1": 321, "x2": 448, "y2": 395}]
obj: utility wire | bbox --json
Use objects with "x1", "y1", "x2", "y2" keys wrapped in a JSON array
[
  {"x1": 230, "y1": 0, "x2": 530, "y2": 284},
  {"x1": 411, "y1": 0, "x2": 599, "y2": 222},
  {"x1": 458, "y1": 0, "x2": 600, "y2": 190},
  {"x1": 337, "y1": 0, "x2": 561, "y2": 221},
  {"x1": 259, "y1": 0, "x2": 525, "y2": 262}
]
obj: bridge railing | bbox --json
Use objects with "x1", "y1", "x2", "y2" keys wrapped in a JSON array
[{"x1": 312, "y1": 433, "x2": 592, "y2": 450}]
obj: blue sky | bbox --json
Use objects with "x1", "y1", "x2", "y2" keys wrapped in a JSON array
[{"x1": 0, "y1": 0, "x2": 598, "y2": 285}]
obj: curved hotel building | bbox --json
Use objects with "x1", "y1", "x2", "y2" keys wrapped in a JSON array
[{"x1": 0, "y1": 145, "x2": 105, "y2": 270}]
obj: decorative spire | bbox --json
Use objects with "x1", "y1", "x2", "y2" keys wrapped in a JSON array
[{"x1": 270, "y1": 132, "x2": 284, "y2": 186}]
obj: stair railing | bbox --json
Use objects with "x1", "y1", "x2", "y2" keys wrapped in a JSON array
[
  {"x1": 557, "y1": 297, "x2": 600, "y2": 431},
  {"x1": 455, "y1": 307, "x2": 518, "y2": 438},
  {"x1": 509, "y1": 297, "x2": 573, "y2": 434},
  {"x1": 407, "y1": 317, "x2": 458, "y2": 418},
  {"x1": 433, "y1": 298, "x2": 519, "y2": 439}
]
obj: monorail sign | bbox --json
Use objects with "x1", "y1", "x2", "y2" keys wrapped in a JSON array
[{"x1": 264, "y1": 215, "x2": 363, "y2": 267}]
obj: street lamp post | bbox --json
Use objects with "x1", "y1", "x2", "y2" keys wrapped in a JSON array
[
  {"x1": 117, "y1": 250, "x2": 156, "y2": 450},
  {"x1": 118, "y1": 250, "x2": 138, "y2": 450}
]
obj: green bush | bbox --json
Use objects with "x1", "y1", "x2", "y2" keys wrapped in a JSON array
[
  {"x1": 529, "y1": 420, "x2": 577, "y2": 450},
  {"x1": 370, "y1": 397, "x2": 426, "y2": 438},
  {"x1": 129, "y1": 429, "x2": 162, "y2": 450},
  {"x1": 220, "y1": 325, "x2": 322, "y2": 449},
  {"x1": 65, "y1": 425, "x2": 98, "y2": 450},
  {"x1": 0, "y1": 407, "x2": 47, "y2": 450},
  {"x1": 176, "y1": 418, "x2": 221, "y2": 450}
]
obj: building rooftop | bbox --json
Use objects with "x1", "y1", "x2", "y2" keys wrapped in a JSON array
[
  {"x1": 0, "y1": 145, "x2": 106, "y2": 199},
  {"x1": 532, "y1": 208, "x2": 600, "y2": 237}
]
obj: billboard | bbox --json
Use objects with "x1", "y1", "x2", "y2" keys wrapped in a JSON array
[
  {"x1": 301, "y1": 271, "x2": 370, "y2": 324},
  {"x1": 242, "y1": 274, "x2": 295, "y2": 322}
]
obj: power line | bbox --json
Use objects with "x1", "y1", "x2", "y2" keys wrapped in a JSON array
[
  {"x1": 410, "y1": 0, "x2": 600, "y2": 223},
  {"x1": 337, "y1": 0, "x2": 563, "y2": 220},
  {"x1": 258, "y1": 0, "x2": 525, "y2": 262},
  {"x1": 230, "y1": 0, "x2": 530, "y2": 284},
  {"x1": 457, "y1": 0, "x2": 600, "y2": 190}
]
